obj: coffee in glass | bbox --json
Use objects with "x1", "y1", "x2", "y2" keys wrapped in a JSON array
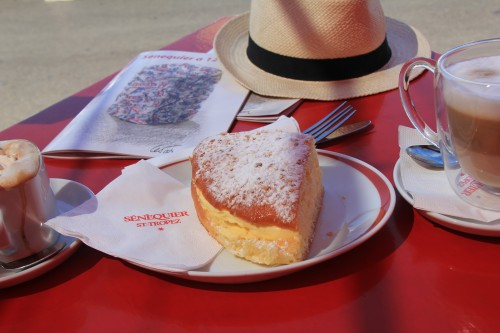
[
  {"x1": 400, "y1": 38, "x2": 500, "y2": 211},
  {"x1": 443, "y1": 56, "x2": 500, "y2": 191}
]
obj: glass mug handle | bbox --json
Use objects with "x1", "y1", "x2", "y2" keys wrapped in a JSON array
[{"x1": 399, "y1": 57, "x2": 439, "y2": 147}]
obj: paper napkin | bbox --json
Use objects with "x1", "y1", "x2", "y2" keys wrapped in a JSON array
[
  {"x1": 47, "y1": 160, "x2": 222, "y2": 271},
  {"x1": 398, "y1": 126, "x2": 500, "y2": 222},
  {"x1": 236, "y1": 93, "x2": 302, "y2": 123},
  {"x1": 47, "y1": 116, "x2": 301, "y2": 272}
]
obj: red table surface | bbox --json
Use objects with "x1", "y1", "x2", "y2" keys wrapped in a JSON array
[{"x1": 2, "y1": 18, "x2": 500, "y2": 333}]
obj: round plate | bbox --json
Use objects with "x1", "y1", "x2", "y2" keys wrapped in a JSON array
[
  {"x1": 132, "y1": 150, "x2": 395, "y2": 284},
  {"x1": 0, "y1": 179, "x2": 95, "y2": 288},
  {"x1": 393, "y1": 159, "x2": 500, "y2": 237}
]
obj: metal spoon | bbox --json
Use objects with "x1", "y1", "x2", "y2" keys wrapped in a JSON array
[
  {"x1": 405, "y1": 145, "x2": 444, "y2": 169},
  {"x1": 0, "y1": 242, "x2": 65, "y2": 271}
]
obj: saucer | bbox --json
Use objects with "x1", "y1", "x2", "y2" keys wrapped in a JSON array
[
  {"x1": 393, "y1": 160, "x2": 500, "y2": 237},
  {"x1": 0, "y1": 178, "x2": 95, "y2": 288},
  {"x1": 132, "y1": 150, "x2": 397, "y2": 284}
]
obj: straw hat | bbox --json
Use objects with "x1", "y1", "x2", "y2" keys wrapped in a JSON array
[{"x1": 214, "y1": 0, "x2": 431, "y2": 100}]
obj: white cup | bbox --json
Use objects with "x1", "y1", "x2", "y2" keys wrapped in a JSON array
[
  {"x1": 0, "y1": 140, "x2": 58, "y2": 266},
  {"x1": 399, "y1": 38, "x2": 500, "y2": 211}
]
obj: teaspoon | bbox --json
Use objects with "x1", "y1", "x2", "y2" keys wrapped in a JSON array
[{"x1": 405, "y1": 145, "x2": 444, "y2": 169}]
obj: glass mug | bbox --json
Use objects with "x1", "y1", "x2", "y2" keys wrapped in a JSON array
[
  {"x1": 400, "y1": 38, "x2": 500, "y2": 212},
  {"x1": 0, "y1": 140, "x2": 59, "y2": 268}
]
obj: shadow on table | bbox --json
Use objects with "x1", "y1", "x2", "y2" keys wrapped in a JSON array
[
  {"x1": 0, "y1": 246, "x2": 103, "y2": 297},
  {"x1": 134, "y1": 194, "x2": 416, "y2": 292}
]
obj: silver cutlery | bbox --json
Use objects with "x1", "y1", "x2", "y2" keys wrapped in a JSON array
[
  {"x1": 406, "y1": 145, "x2": 444, "y2": 169},
  {"x1": 318, "y1": 120, "x2": 372, "y2": 144},
  {"x1": 0, "y1": 242, "x2": 65, "y2": 271},
  {"x1": 302, "y1": 101, "x2": 357, "y2": 143}
]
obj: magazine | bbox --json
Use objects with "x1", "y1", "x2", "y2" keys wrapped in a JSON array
[{"x1": 42, "y1": 50, "x2": 249, "y2": 159}]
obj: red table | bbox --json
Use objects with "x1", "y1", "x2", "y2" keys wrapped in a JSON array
[{"x1": 2, "y1": 18, "x2": 500, "y2": 333}]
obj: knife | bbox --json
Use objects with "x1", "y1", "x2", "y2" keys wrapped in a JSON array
[{"x1": 317, "y1": 120, "x2": 372, "y2": 144}]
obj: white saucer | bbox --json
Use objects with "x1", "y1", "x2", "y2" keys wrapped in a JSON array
[
  {"x1": 0, "y1": 178, "x2": 95, "y2": 288},
  {"x1": 393, "y1": 160, "x2": 500, "y2": 237},
  {"x1": 131, "y1": 150, "x2": 396, "y2": 284}
]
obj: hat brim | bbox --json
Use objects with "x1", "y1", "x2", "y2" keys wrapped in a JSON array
[{"x1": 214, "y1": 13, "x2": 431, "y2": 100}]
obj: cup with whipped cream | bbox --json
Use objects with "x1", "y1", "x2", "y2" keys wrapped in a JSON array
[{"x1": 0, "y1": 140, "x2": 58, "y2": 267}]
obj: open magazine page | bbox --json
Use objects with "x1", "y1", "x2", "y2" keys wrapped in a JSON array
[{"x1": 42, "y1": 50, "x2": 249, "y2": 159}]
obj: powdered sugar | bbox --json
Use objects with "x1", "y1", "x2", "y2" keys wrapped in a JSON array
[{"x1": 192, "y1": 130, "x2": 313, "y2": 223}]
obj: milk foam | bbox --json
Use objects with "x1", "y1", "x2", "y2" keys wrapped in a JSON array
[
  {"x1": 449, "y1": 56, "x2": 500, "y2": 84},
  {"x1": 444, "y1": 56, "x2": 500, "y2": 120},
  {"x1": 0, "y1": 140, "x2": 40, "y2": 190}
]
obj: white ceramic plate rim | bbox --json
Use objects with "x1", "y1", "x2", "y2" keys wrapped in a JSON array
[
  {"x1": 393, "y1": 159, "x2": 500, "y2": 236},
  {"x1": 0, "y1": 178, "x2": 94, "y2": 288},
  {"x1": 133, "y1": 150, "x2": 396, "y2": 283}
]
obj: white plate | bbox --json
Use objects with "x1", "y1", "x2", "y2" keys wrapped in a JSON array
[
  {"x1": 0, "y1": 179, "x2": 95, "y2": 288},
  {"x1": 134, "y1": 150, "x2": 395, "y2": 284},
  {"x1": 393, "y1": 159, "x2": 500, "y2": 237}
]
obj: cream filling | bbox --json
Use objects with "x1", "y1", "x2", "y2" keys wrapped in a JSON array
[
  {"x1": 195, "y1": 186, "x2": 305, "y2": 265},
  {"x1": 195, "y1": 186, "x2": 298, "y2": 240}
]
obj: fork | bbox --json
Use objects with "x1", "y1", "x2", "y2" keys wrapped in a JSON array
[{"x1": 302, "y1": 101, "x2": 356, "y2": 143}]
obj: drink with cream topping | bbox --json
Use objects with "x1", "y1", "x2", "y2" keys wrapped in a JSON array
[
  {"x1": 443, "y1": 56, "x2": 500, "y2": 190},
  {"x1": 0, "y1": 140, "x2": 58, "y2": 264},
  {"x1": 400, "y1": 38, "x2": 500, "y2": 211}
]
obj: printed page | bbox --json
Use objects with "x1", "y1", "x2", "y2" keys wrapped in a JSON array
[{"x1": 43, "y1": 50, "x2": 249, "y2": 159}]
